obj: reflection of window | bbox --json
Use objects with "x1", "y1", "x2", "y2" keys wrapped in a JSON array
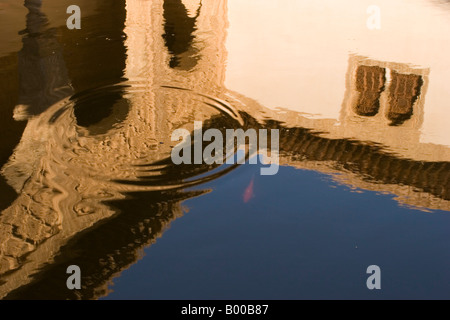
[
  {"x1": 355, "y1": 65, "x2": 385, "y2": 116},
  {"x1": 343, "y1": 56, "x2": 427, "y2": 127},
  {"x1": 387, "y1": 71, "x2": 423, "y2": 126}
]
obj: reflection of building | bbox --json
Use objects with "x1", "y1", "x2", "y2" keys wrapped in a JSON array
[
  {"x1": 243, "y1": 54, "x2": 447, "y2": 164},
  {"x1": 14, "y1": 0, "x2": 73, "y2": 120},
  {"x1": 352, "y1": 64, "x2": 425, "y2": 126},
  {"x1": 0, "y1": 0, "x2": 231, "y2": 299},
  {"x1": 228, "y1": 91, "x2": 450, "y2": 212},
  {"x1": 0, "y1": 0, "x2": 449, "y2": 300},
  {"x1": 224, "y1": 0, "x2": 450, "y2": 147},
  {"x1": 343, "y1": 55, "x2": 428, "y2": 127}
]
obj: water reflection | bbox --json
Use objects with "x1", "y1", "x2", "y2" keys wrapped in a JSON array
[
  {"x1": 353, "y1": 60, "x2": 425, "y2": 126},
  {"x1": 354, "y1": 65, "x2": 385, "y2": 117},
  {"x1": 0, "y1": 0, "x2": 241, "y2": 298},
  {"x1": 0, "y1": 0, "x2": 449, "y2": 299},
  {"x1": 4, "y1": 189, "x2": 208, "y2": 299},
  {"x1": 162, "y1": 0, "x2": 201, "y2": 70},
  {"x1": 72, "y1": 86, "x2": 130, "y2": 135},
  {"x1": 387, "y1": 71, "x2": 423, "y2": 126}
]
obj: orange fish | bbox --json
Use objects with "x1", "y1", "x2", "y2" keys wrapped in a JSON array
[{"x1": 243, "y1": 177, "x2": 254, "y2": 203}]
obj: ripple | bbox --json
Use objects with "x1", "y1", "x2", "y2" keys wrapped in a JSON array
[{"x1": 38, "y1": 81, "x2": 249, "y2": 193}]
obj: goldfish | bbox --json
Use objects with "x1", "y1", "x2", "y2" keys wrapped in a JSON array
[{"x1": 243, "y1": 176, "x2": 254, "y2": 203}]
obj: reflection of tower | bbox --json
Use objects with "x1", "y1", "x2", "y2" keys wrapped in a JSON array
[
  {"x1": 0, "y1": 0, "x2": 76, "y2": 282},
  {"x1": 0, "y1": 0, "x2": 230, "y2": 299}
]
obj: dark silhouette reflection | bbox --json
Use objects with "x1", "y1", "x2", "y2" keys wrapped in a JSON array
[
  {"x1": 15, "y1": 0, "x2": 73, "y2": 120},
  {"x1": 228, "y1": 113, "x2": 449, "y2": 203},
  {"x1": 59, "y1": 0, "x2": 127, "y2": 91},
  {"x1": 0, "y1": 0, "x2": 74, "y2": 211},
  {"x1": 162, "y1": 0, "x2": 201, "y2": 70},
  {"x1": 354, "y1": 65, "x2": 385, "y2": 116},
  {"x1": 4, "y1": 190, "x2": 206, "y2": 300},
  {"x1": 273, "y1": 123, "x2": 449, "y2": 201},
  {"x1": 387, "y1": 71, "x2": 423, "y2": 126},
  {"x1": 72, "y1": 86, "x2": 130, "y2": 135}
]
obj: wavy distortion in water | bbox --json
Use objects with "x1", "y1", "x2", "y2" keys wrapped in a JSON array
[
  {"x1": 0, "y1": 80, "x2": 259, "y2": 297},
  {"x1": 1, "y1": 77, "x2": 449, "y2": 299},
  {"x1": 0, "y1": 0, "x2": 449, "y2": 300}
]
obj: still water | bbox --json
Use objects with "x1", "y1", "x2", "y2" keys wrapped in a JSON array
[{"x1": 0, "y1": 0, "x2": 449, "y2": 299}]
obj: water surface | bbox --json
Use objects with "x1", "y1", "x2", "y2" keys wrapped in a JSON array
[{"x1": 0, "y1": 0, "x2": 449, "y2": 299}]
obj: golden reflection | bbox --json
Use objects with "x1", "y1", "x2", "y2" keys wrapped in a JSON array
[
  {"x1": 0, "y1": 0, "x2": 231, "y2": 299},
  {"x1": 349, "y1": 57, "x2": 426, "y2": 127},
  {"x1": 354, "y1": 65, "x2": 385, "y2": 117},
  {"x1": 387, "y1": 71, "x2": 423, "y2": 126},
  {"x1": 0, "y1": 0, "x2": 448, "y2": 300}
]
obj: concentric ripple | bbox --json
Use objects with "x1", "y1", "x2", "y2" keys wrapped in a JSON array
[{"x1": 36, "y1": 81, "x2": 250, "y2": 193}]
